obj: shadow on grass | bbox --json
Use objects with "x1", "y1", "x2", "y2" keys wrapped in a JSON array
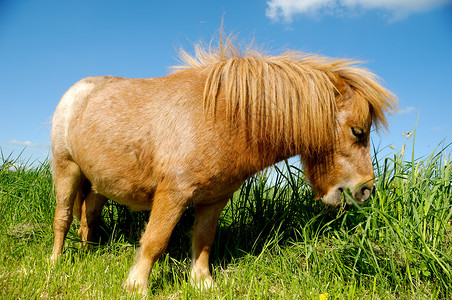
[{"x1": 94, "y1": 163, "x2": 358, "y2": 268}]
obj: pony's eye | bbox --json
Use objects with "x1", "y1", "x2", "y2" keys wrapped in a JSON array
[{"x1": 351, "y1": 127, "x2": 365, "y2": 139}]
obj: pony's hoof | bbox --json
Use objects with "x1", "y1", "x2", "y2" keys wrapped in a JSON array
[
  {"x1": 124, "y1": 277, "x2": 148, "y2": 296},
  {"x1": 50, "y1": 252, "x2": 61, "y2": 264},
  {"x1": 191, "y1": 275, "x2": 216, "y2": 290}
]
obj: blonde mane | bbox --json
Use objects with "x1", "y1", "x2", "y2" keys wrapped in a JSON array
[{"x1": 174, "y1": 36, "x2": 397, "y2": 154}]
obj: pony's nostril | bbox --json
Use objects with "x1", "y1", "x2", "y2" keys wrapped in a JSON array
[
  {"x1": 359, "y1": 185, "x2": 373, "y2": 200},
  {"x1": 362, "y1": 187, "x2": 371, "y2": 199},
  {"x1": 351, "y1": 185, "x2": 373, "y2": 202}
]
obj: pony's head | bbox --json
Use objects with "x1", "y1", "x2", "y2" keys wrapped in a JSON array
[
  {"x1": 303, "y1": 70, "x2": 396, "y2": 207},
  {"x1": 304, "y1": 86, "x2": 371, "y2": 206}
]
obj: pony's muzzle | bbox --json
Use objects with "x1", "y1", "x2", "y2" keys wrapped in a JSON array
[{"x1": 322, "y1": 182, "x2": 374, "y2": 207}]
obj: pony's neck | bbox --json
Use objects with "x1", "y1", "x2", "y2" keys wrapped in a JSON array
[{"x1": 241, "y1": 138, "x2": 298, "y2": 177}]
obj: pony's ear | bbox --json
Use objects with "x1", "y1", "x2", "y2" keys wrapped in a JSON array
[{"x1": 334, "y1": 81, "x2": 354, "y2": 105}]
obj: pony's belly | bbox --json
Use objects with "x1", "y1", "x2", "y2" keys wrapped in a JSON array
[
  {"x1": 109, "y1": 196, "x2": 154, "y2": 211},
  {"x1": 90, "y1": 180, "x2": 156, "y2": 211},
  {"x1": 79, "y1": 161, "x2": 157, "y2": 211}
]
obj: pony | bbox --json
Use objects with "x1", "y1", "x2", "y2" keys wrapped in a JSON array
[{"x1": 50, "y1": 34, "x2": 396, "y2": 295}]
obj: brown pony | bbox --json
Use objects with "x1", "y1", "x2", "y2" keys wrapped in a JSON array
[{"x1": 50, "y1": 35, "x2": 396, "y2": 295}]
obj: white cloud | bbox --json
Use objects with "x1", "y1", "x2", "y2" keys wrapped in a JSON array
[
  {"x1": 9, "y1": 140, "x2": 36, "y2": 146},
  {"x1": 7, "y1": 140, "x2": 49, "y2": 148},
  {"x1": 398, "y1": 106, "x2": 415, "y2": 114},
  {"x1": 266, "y1": 0, "x2": 452, "y2": 22},
  {"x1": 431, "y1": 125, "x2": 447, "y2": 132}
]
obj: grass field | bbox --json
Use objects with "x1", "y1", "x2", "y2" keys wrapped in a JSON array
[{"x1": 1, "y1": 137, "x2": 451, "y2": 299}]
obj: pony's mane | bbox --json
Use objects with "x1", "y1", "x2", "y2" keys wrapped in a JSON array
[{"x1": 173, "y1": 36, "x2": 397, "y2": 154}]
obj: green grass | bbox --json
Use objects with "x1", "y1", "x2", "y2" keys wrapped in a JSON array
[{"x1": 1, "y1": 138, "x2": 451, "y2": 299}]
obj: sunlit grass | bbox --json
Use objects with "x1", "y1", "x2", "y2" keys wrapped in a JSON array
[{"x1": 0, "y1": 135, "x2": 451, "y2": 299}]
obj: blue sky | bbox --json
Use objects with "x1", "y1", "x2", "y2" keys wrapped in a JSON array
[{"x1": 1, "y1": 0, "x2": 451, "y2": 166}]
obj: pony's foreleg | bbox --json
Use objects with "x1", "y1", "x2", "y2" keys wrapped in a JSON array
[
  {"x1": 125, "y1": 189, "x2": 187, "y2": 295},
  {"x1": 78, "y1": 191, "x2": 107, "y2": 246},
  {"x1": 191, "y1": 199, "x2": 228, "y2": 289},
  {"x1": 51, "y1": 159, "x2": 82, "y2": 261}
]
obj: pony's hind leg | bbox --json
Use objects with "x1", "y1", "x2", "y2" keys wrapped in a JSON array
[
  {"x1": 191, "y1": 199, "x2": 228, "y2": 289},
  {"x1": 78, "y1": 190, "x2": 107, "y2": 246},
  {"x1": 51, "y1": 158, "x2": 82, "y2": 261},
  {"x1": 125, "y1": 187, "x2": 188, "y2": 295}
]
